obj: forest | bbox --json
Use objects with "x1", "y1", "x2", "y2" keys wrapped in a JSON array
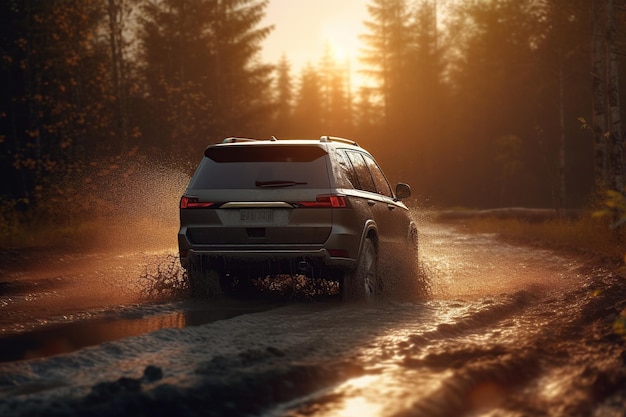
[{"x1": 0, "y1": 0, "x2": 625, "y2": 238}]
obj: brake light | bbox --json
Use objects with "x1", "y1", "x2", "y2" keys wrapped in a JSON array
[
  {"x1": 180, "y1": 196, "x2": 214, "y2": 209},
  {"x1": 298, "y1": 195, "x2": 347, "y2": 208},
  {"x1": 328, "y1": 195, "x2": 347, "y2": 208}
]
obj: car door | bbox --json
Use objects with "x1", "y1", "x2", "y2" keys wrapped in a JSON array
[
  {"x1": 361, "y1": 153, "x2": 410, "y2": 250},
  {"x1": 344, "y1": 151, "x2": 409, "y2": 255}
]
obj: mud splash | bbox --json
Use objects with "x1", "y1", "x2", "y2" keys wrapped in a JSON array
[{"x1": 0, "y1": 161, "x2": 190, "y2": 332}]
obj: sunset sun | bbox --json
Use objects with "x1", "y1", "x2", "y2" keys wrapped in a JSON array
[
  {"x1": 260, "y1": 0, "x2": 369, "y2": 88},
  {"x1": 321, "y1": 21, "x2": 360, "y2": 62}
]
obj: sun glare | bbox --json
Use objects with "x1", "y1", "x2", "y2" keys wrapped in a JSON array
[
  {"x1": 319, "y1": 19, "x2": 373, "y2": 89},
  {"x1": 321, "y1": 21, "x2": 360, "y2": 63},
  {"x1": 261, "y1": 0, "x2": 371, "y2": 88}
]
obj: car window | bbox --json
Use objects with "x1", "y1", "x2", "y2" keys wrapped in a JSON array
[
  {"x1": 334, "y1": 150, "x2": 358, "y2": 189},
  {"x1": 363, "y1": 154, "x2": 393, "y2": 198},
  {"x1": 205, "y1": 145, "x2": 326, "y2": 162},
  {"x1": 190, "y1": 145, "x2": 330, "y2": 189},
  {"x1": 346, "y1": 151, "x2": 377, "y2": 194}
]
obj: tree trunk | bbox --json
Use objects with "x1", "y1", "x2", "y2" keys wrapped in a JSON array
[
  {"x1": 107, "y1": 0, "x2": 128, "y2": 151},
  {"x1": 592, "y1": 0, "x2": 609, "y2": 192},
  {"x1": 558, "y1": 64, "x2": 566, "y2": 215},
  {"x1": 606, "y1": 0, "x2": 624, "y2": 192}
]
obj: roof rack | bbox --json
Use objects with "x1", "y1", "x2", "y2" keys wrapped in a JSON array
[
  {"x1": 319, "y1": 136, "x2": 359, "y2": 146},
  {"x1": 222, "y1": 137, "x2": 258, "y2": 143},
  {"x1": 221, "y1": 136, "x2": 359, "y2": 146},
  {"x1": 222, "y1": 136, "x2": 281, "y2": 143}
]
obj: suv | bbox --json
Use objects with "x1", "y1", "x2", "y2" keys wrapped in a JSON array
[{"x1": 178, "y1": 136, "x2": 418, "y2": 301}]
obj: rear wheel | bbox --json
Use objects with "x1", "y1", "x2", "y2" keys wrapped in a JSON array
[
  {"x1": 343, "y1": 238, "x2": 379, "y2": 302},
  {"x1": 187, "y1": 256, "x2": 224, "y2": 298}
]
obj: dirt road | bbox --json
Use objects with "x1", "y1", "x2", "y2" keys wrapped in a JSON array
[{"x1": 1, "y1": 220, "x2": 625, "y2": 416}]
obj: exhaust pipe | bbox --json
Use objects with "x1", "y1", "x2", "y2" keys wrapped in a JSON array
[{"x1": 297, "y1": 260, "x2": 310, "y2": 272}]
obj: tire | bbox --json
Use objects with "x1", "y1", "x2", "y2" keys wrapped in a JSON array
[
  {"x1": 187, "y1": 257, "x2": 223, "y2": 298},
  {"x1": 343, "y1": 238, "x2": 379, "y2": 302}
]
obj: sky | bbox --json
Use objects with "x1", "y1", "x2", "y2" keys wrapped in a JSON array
[{"x1": 260, "y1": 0, "x2": 370, "y2": 85}]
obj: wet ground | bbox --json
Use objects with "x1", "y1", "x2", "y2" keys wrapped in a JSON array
[{"x1": 1, "y1": 219, "x2": 625, "y2": 416}]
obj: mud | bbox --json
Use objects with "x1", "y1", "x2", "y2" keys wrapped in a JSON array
[{"x1": 1, "y1": 220, "x2": 626, "y2": 417}]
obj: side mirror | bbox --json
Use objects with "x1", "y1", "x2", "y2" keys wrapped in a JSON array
[{"x1": 395, "y1": 183, "x2": 411, "y2": 200}]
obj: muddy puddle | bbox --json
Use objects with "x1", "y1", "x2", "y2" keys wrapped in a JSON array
[
  {"x1": 0, "y1": 249, "x2": 288, "y2": 362},
  {"x1": 0, "y1": 297, "x2": 282, "y2": 363}
]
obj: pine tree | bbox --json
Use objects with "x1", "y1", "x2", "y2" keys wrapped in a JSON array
[
  {"x1": 293, "y1": 64, "x2": 323, "y2": 137},
  {"x1": 445, "y1": 0, "x2": 546, "y2": 206},
  {"x1": 138, "y1": 0, "x2": 273, "y2": 154},
  {"x1": 535, "y1": 0, "x2": 592, "y2": 209},
  {"x1": 603, "y1": 0, "x2": 623, "y2": 192},
  {"x1": 360, "y1": 0, "x2": 412, "y2": 128},
  {"x1": 273, "y1": 54, "x2": 293, "y2": 137},
  {"x1": 319, "y1": 44, "x2": 352, "y2": 136},
  {"x1": 590, "y1": 0, "x2": 624, "y2": 195},
  {"x1": 105, "y1": 0, "x2": 136, "y2": 151},
  {"x1": 207, "y1": 0, "x2": 274, "y2": 137},
  {"x1": 402, "y1": 0, "x2": 448, "y2": 188},
  {"x1": 353, "y1": 86, "x2": 384, "y2": 146}
]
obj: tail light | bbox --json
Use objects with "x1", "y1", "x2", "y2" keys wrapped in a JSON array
[
  {"x1": 298, "y1": 194, "x2": 348, "y2": 208},
  {"x1": 180, "y1": 196, "x2": 214, "y2": 209}
]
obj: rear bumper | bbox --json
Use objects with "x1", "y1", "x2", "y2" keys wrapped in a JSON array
[
  {"x1": 178, "y1": 223, "x2": 361, "y2": 270},
  {"x1": 180, "y1": 248, "x2": 356, "y2": 276},
  {"x1": 180, "y1": 247, "x2": 356, "y2": 270},
  {"x1": 177, "y1": 211, "x2": 364, "y2": 279}
]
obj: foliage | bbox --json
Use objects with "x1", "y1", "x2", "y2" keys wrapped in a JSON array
[
  {"x1": 292, "y1": 64, "x2": 324, "y2": 137},
  {"x1": 137, "y1": 0, "x2": 274, "y2": 154},
  {"x1": 271, "y1": 54, "x2": 294, "y2": 137},
  {"x1": 319, "y1": 44, "x2": 353, "y2": 136},
  {"x1": 360, "y1": 0, "x2": 412, "y2": 118},
  {"x1": 459, "y1": 214, "x2": 625, "y2": 259},
  {"x1": 594, "y1": 189, "x2": 626, "y2": 229},
  {"x1": 1, "y1": 1, "x2": 113, "y2": 199},
  {"x1": 1, "y1": 0, "x2": 624, "y2": 235}
]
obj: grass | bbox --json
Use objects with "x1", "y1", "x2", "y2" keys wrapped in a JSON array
[{"x1": 446, "y1": 213, "x2": 626, "y2": 261}]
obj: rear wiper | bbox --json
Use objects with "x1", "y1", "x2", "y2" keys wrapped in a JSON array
[{"x1": 255, "y1": 180, "x2": 307, "y2": 188}]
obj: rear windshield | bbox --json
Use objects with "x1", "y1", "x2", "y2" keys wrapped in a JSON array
[{"x1": 189, "y1": 145, "x2": 330, "y2": 189}]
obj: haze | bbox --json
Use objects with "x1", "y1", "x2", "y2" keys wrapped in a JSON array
[{"x1": 261, "y1": 0, "x2": 368, "y2": 81}]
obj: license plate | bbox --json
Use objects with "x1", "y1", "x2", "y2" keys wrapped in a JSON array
[{"x1": 240, "y1": 209, "x2": 274, "y2": 222}]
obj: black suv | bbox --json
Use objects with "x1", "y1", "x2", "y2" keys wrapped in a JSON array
[{"x1": 178, "y1": 136, "x2": 418, "y2": 301}]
